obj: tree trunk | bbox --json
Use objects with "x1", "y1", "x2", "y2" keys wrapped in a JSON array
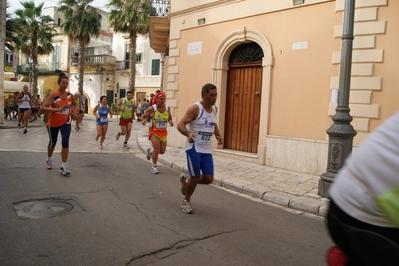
[
  {"x1": 129, "y1": 30, "x2": 137, "y2": 93},
  {"x1": 32, "y1": 37, "x2": 39, "y2": 98},
  {"x1": 78, "y1": 38, "x2": 85, "y2": 94},
  {"x1": 0, "y1": 0, "x2": 6, "y2": 123}
]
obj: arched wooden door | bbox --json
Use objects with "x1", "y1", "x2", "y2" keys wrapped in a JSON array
[{"x1": 224, "y1": 42, "x2": 263, "y2": 154}]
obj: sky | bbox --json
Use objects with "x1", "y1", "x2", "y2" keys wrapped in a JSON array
[{"x1": 8, "y1": 0, "x2": 111, "y2": 14}]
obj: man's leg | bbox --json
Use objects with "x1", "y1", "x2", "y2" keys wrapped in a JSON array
[
  {"x1": 124, "y1": 122, "x2": 132, "y2": 142},
  {"x1": 149, "y1": 135, "x2": 162, "y2": 174},
  {"x1": 150, "y1": 135, "x2": 160, "y2": 165},
  {"x1": 181, "y1": 151, "x2": 214, "y2": 214},
  {"x1": 22, "y1": 110, "x2": 30, "y2": 133}
]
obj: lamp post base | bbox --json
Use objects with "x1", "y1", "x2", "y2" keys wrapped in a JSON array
[{"x1": 318, "y1": 178, "x2": 331, "y2": 198}]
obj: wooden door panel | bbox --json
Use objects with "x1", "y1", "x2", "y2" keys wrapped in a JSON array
[{"x1": 225, "y1": 65, "x2": 262, "y2": 153}]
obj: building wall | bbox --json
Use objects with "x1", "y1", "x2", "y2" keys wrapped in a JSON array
[
  {"x1": 163, "y1": 0, "x2": 397, "y2": 175},
  {"x1": 113, "y1": 33, "x2": 162, "y2": 104}
]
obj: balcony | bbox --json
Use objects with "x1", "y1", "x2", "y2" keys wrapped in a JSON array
[
  {"x1": 149, "y1": 0, "x2": 170, "y2": 54},
  {"x1": 70, "y1": 54, "x2": 116, "y2": 66},
  {"x1": 15, "y1": 63, "x2": 66, "y2": 75}
]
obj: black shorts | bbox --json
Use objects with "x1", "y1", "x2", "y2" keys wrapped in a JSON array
[{"x1": 20, "y1": 108, "x2": 30, "y2": 113}]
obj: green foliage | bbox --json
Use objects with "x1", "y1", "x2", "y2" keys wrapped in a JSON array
[
  {"x1": 58, "y1": 0, "x2": 102, "y2": 46},
  {"x1": 107, "y1": 0, "x2": 152, "y2": 93},
  {"x1": 107, "y1": 0, "x2": 151, "y2": 35},
  {"x1": 13, "y1": 1, "x2": 55, "y2": 55},
  {"x1": 58, "y1": 0, "x2": 102, "y2": 94},
  {"x1": 12, "y1": 0, "x2": 56, "y2": 97}
]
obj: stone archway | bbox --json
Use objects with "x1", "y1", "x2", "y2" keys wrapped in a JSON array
[
  {"x1": 212, "y1": 27, "x2": 273, "y2": 163},
  {"x1": 42, "y1": 76, "x2": 59, "y2": 96}
]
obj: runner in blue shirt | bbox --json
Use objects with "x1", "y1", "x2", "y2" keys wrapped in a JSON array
[{"x1": 93, "y1": 95, "x2": 112, "y2": 149}]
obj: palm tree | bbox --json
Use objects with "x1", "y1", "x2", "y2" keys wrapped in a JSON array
[
  {"x1": 107, "y1": 0, "x2": 152, "y2": 93},
  {"x1": 5, "y1": 19, "x2": 18, "y2": 52},
  {"x1": 4, "y1": 0, "x2": 18, "y2": 52},
  {"x1": 58, "y1": 0, "x2": 101, "y2": 95},
  {"x1": 13, "y1": 0, "x2": 55, "y2": 98}
]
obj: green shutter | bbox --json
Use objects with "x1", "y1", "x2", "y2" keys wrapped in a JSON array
[{"x1": 151, "y1": 59, "x2": 160, "y2": 75}]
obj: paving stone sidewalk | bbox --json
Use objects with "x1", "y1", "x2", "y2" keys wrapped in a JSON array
[{"x1": 136, "y1": 126, "x2": 329, "y2": 217}]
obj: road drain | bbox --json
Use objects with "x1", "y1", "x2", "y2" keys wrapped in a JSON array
[{"x1": 13, "y1": 198, "x2": 84, "y2": 219}]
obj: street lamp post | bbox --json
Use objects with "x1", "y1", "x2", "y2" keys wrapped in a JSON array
[{"x1": 318, "y1": 0, "x2": 357, "y2": 197}]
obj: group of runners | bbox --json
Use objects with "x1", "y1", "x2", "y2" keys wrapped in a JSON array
[
  {"x1": 3, "y1": 85, "x2": 43, "y2": 134},
  {"x1": 42, "y1": 74, "x2": 223, "y2": 215},
  {"x1": 94, "y1": 83, "x2": 223, "y2": 214},
  {"x1": 31, "y1": 72, "x2": 399, "y2": 255}
]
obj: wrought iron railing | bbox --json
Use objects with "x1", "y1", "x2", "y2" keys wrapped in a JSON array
[{"x1": 151, "y1": 0, "x2": 169, "y2": 17}]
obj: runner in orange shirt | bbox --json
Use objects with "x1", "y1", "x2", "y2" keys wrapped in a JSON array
[{"x1": 41, "y1": 73, "x2": 77, "y2": 175}]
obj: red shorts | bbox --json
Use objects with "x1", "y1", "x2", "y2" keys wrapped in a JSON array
[
  {"x1": 119, "y1": 118, "x2": 133, "y2": 126},
  {"x1": 148, "y1": 127, "x2": 167, "y2": 143}
]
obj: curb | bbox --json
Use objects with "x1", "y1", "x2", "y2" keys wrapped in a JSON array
[{"x1": 135, "y1": 127, "x2": 329, "y2": 218}]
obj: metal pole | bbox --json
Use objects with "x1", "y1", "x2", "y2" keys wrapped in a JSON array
[{"x1": 318, "y1": 0, "x2": 357, "y2": 197}]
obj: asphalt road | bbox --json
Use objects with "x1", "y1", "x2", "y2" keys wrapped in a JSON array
[{"x1": 0, "y1": 151, "x2": 333, "y2": 266}]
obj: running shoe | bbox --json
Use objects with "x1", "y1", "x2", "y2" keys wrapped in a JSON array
[
  {"x1": 99, "y1": 143, "x2": 103, "y2": 149},
  {"x1": 75, "y1": 126, "x2": 80, "y2": 131},
  {"x1": 115, "y1": 132, "x2": 120, "y2": 140},
  {"x1": 23, "y1": 128, "x2": 27, "y2": 134},
  {"x1": 146, "y1": 148, "x2": 152, "y2": 160},
  {"x1": 179, "y1": 174, "x2": 188, "y2": 195},
  {"x1": 60, "y1": 165, "x2": 70, "y2": 175},
  {"x1": 151, "y1": 165, "x2": 158, "y2": 174},
  {"x1": 18, "y1": 123, "x2": 21, "y2": 128},
  {"x1": 46, "y1": 159, "x2": 52, "y2": 170},
  {"x1": 123, "y1": 142, "x2": 129, "y2": 149},
  {"x1": 181, "y1": 199, "x2": 193, "y2": 214}
]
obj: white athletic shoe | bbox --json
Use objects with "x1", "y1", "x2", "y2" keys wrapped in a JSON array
[
  {"x1": 181, "y1": 199, "x2": 193, "y2": 214},
  {"x1": 60, "y1": 165, "x2": 70, "y2": 176},
  {"x1": 46, "y1": 159, "x2": 52, "y2": 170},
  {"x1": 151, "y1": 165, "x2": 158, "y2": 174},
  {"x1": 146, "y1": 148, "x2": 152, "y2": 160}
]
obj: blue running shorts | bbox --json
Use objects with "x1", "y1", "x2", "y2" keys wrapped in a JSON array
[{"x1": 185, "y1": 146, "x2": 214, "y2": 177}]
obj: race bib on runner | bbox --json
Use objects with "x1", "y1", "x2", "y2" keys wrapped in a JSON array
[
  {"x1": 156, "y1": 120, "x2": 167, "y2": 129},
  {"x1": 196, "y1": 131, "x2": 213, "y2": 144},
  {"x1": 125, "y1": 105, "x2": 132, "y2": 110},
  {"x1": 57, "y1": 106, "x2": 70, "y2": 115},
  {"x1": 100, "y1": 117, "x2": 108, "y2": 122}
]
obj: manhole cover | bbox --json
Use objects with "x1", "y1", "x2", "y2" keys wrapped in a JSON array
[{"x1": 13, "y1": 198, "x2": 84, "y2": 219}]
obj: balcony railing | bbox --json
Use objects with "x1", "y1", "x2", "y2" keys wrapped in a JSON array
[
  {"x1": 16, "y1": 63, "x2": 66, "y2": 74},
  {"x1": 70, "y1": 54, "x2": 116, "y2": 65},
  {"x1": 151, "y1": 0, "x2": 169, "y2": 17}
]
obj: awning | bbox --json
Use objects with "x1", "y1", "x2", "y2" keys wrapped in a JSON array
[{"x1": 3, "y1": 81, "x2": 31, "y2": 93}]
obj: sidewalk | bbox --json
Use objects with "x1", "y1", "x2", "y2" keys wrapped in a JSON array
[
  {"x1": 136, "y1": 125, "x2": 329, "y2": 218},
  {"x1": 0, "y1": 114, "x2": 329, "y2": 217}
]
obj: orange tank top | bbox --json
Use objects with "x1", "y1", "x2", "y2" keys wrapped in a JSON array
[{"x1": 48, "y1": 91, "x2": 73, "y2": 127}]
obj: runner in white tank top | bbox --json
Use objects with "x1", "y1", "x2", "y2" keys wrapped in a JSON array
[{"x1": 177, "y1": 83, "x2": 223, "y2": 214}]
